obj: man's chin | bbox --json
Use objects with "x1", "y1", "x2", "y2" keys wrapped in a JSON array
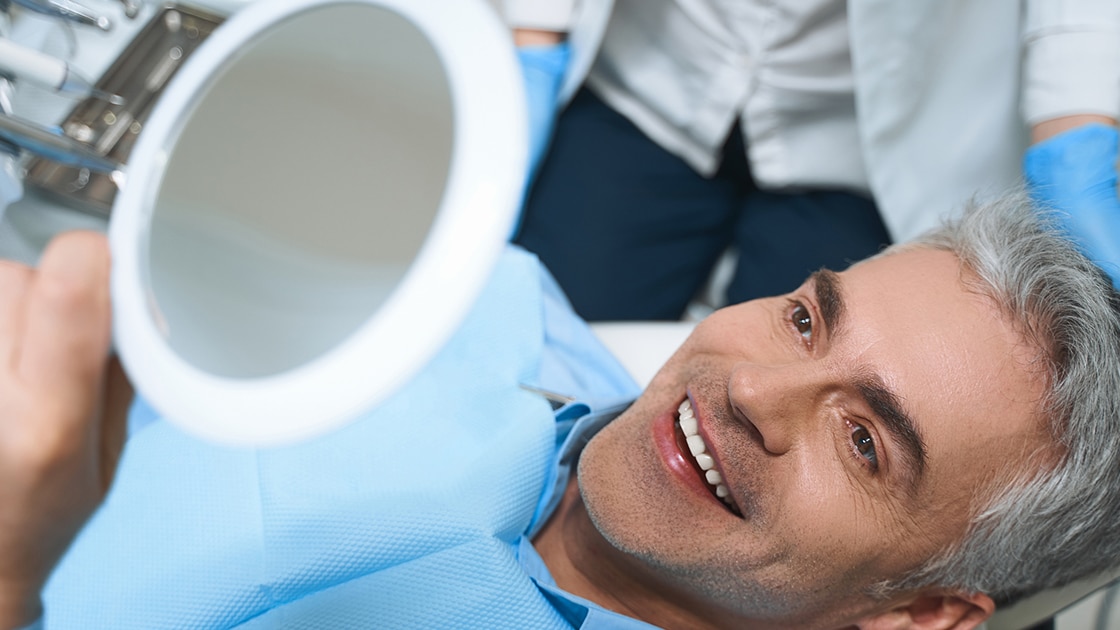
[{"x1": 576, "y1": 425, "x2": 888, "y2": 630}]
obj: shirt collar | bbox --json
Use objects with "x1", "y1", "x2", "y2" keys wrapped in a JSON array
[
  {"x1": 516, "y1": 537, "x2": 663, "y2": 630},
  {"x1": 517, "y1": 398, "x2": 663, "y2": 629}
]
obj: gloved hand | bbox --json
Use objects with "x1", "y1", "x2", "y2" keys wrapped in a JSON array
[
  {"x1": 1024, "y1": 123, "x2": 1120, "y2": 285},
  {"x1": 516, "y1": 42, "x2": 571, "y2": 179}
]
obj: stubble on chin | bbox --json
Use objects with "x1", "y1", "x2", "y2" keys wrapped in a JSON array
[{"x1": 575, "y1": 422, "x2": 781, "y2": 623}]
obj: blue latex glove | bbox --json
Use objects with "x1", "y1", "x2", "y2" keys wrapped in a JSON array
[
  {"x1": 1024, "y1": 123, "x2": 1120, "y2": 285},
  {"x1": 516, "y1": 42, "x2": 571, "y2": 179}
]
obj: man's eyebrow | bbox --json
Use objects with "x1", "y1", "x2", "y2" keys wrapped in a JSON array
[
  {"x1": 855, "y1": 373, "x2": 928, "y2": 488},
  {"x1": 810, "y1": 269, "x2": 845, "y2": 337},
  {"x1": 809, "y1": 268, "x2": 927, "y2": 487}
]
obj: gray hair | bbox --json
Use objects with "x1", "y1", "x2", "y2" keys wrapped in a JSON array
[{"x1": 878, "y1": 192, "x2": 1120, "y2": 606}]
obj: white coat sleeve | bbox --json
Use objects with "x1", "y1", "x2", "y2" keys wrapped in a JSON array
[
  {"x1": 500, "y1": 0, "x2": 578, "y2": 31},
  {"x1": 1022, "y1": 0, "x2": 1120, "y2": 125}
]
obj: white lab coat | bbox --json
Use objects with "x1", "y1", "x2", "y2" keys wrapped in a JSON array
[{"x1": 503, "y1": 0, "x2": 1120, "y2": 241}]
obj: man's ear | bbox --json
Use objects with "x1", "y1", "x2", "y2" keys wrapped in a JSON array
[{"x1": 857, "y1": 590, "x2": 996, "y2": 630}]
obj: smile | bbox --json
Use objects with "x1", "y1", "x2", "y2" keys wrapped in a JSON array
[{"x1": 677, "y1": 400, "x2": 742, "y2": 516}]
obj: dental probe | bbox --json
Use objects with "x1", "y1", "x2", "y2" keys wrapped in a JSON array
[
  {"x1": 0, "y1": 112, "x2": 123, "y2": 173},
  {"x1": 519, "y1": 383, "x2": 575, "y2": 410},
  {"x1": 11, "y1": 0, "x2": 112, "y2": 31},
  {"x1": 0, "y1": 40, "x2": 124, "y2": 104}
]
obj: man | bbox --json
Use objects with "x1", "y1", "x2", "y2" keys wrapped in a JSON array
[{"x1": 2, "y1": 192, "x2": 1120, "y2": 629}]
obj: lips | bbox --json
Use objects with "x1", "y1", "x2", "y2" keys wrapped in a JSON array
[{"x1": 675, "y1": 399, "x2": 743, "y2": 517}]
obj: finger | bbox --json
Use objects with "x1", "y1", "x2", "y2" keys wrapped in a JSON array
[
  {"x1": 18, "y1": 232, "x2": 112, "y2": 410},
  {"x1": 0, "y1": 260, "x2": 31, "y2": 367},
  {"x1": 98, "y1": 356, "x2": 132, "y2": 494}
]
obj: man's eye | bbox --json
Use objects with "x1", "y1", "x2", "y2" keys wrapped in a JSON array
[
  {"x1": 851, "y1": 424, "x2": 879, "y2": 470},
  {"x1": 790, "y1": 303, "x2": 813, "y2": 341}
]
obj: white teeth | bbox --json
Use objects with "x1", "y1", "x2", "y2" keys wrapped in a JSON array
[
  {"x1": 680, "y1": 415, "x2": 698, "y2": 436},
  {"x1": 677, "y1": 399, "x2": 734, "y2": 508}
]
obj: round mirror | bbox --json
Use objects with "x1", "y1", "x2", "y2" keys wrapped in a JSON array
[
  {"x1": 148, "y1": 3, "x2": 453, "y2": 379},
  {"x1": 110, "y1": 0, "x2": 527, "y2": 445}
]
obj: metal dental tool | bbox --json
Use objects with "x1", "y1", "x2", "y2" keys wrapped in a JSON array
[
  {"x1": 519, "y1": 384, "x2": 576, "y2": 410},
  {"x1": 0, "y1": 112, "x2": 122, "y2": 174},
  {"x1": 0, "y1": 39, "x2": 125, "y2": 104},
  {"x1": 115, "y1": 0, "x2": 140, "y2": 19},
  {"x1": 10, "y1": 0, "x2": 112, "y2": 31}
]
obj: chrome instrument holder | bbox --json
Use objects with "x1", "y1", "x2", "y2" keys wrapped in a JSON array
[{"x1": 23, "y1": 3, "x2": 223, "y2": 216}]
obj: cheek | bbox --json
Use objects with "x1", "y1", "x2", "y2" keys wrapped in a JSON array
[
  {"x1": 784, "y1": 466, "x2": 961, "y2": 591},
  {"x1": 786, "y1": 470, "x2": 857, "y2": 543},
  {"x1": 762, "y1": 457, "x2": 896, "y2": 578},
  {"x1": 686, "y1": 302, "x2": 775, "y2": 351}
]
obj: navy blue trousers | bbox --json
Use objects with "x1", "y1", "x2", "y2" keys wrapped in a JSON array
[{"x1": 514, "y1": 88, "x2": 892, "y2": 321}]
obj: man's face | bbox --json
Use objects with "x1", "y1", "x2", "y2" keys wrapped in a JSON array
[{"x1": 576, "y1": 248, "x2": 1049, "y2": 628}]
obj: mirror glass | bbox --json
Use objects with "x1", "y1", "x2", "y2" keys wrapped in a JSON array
[{"x1": 146, "y1": 3, "x2": 453, "y2": 378}]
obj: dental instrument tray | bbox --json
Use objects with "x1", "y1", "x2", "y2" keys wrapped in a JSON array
[{"x1": 24, "y1": 3, "x2": 223, "y2": 216}]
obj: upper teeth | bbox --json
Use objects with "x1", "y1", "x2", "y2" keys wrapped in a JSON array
[{"x1": 678, "y1": 400, "x2": 732, "y2": 502}]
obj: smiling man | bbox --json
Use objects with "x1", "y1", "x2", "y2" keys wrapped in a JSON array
[
  {"x1": 531, "y1": 196, "x2": 1120, "y2": 629},
  {"x1": 536, "y1": 246, "x2": 1054, "y2": 628},
  {"x1": 3, "y1": 193, "x2": 1120, "y2": 630}
]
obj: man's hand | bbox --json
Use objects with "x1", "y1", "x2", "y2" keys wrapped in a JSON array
[
  {"x1": 1024, "y1": 119, "x2": 1120, "y2": 285},
  {"x1": 514, "y1": 29, "x2": 570, "y2": 179},
  {"x1": 0, "y1": 232, "x2": 127, "y2": 628}
]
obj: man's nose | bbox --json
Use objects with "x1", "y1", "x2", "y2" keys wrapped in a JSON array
[{"x1": 727, "y1": 361, "x2": 823, "y2": 455}]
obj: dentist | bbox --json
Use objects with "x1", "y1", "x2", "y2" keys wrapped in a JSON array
[{"x1": 508, "y1": 0, "x2": 1120, "y2": 319}]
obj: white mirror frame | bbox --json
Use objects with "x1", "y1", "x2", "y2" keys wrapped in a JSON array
[{"x1": 110, "y1": 0, "x2": 527, "y2": 446}]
